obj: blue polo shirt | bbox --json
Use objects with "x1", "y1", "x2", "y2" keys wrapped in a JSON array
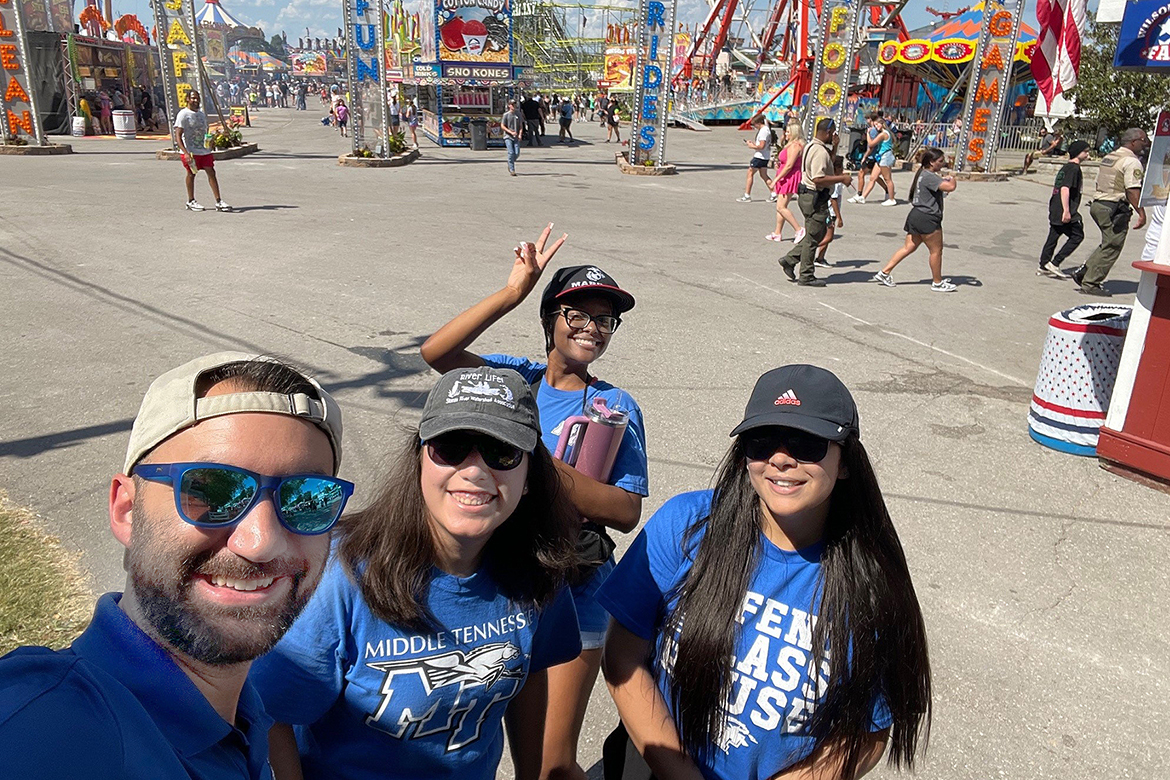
[{"x1": 0, "y1": 593, "x2": 274, "y2": 779}]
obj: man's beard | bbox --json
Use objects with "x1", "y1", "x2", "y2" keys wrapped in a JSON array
[{"x1": 127, "y1": 503, "x2": 321, "y2": 666}]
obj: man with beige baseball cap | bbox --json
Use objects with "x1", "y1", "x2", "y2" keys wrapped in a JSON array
[{"x1": 0, "y1": 352, "x2": 351, "y2": 779}]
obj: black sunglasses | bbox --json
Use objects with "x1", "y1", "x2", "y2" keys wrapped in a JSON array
[
  {"x1": 742, "y1": 428, "x2": 831, "y2": 463},
  {"x1": 133, "y1": 462, "x2": 353, "y2": 535},
  {"x1": 426, "y1": 432, "x2": 526, "y2": 471}
]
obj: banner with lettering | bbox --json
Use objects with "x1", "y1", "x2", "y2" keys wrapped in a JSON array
[
  {"x1": 954, "y1": 0, "x2": 1024, "y2": 172},
  {"x1": 631, "y1": 0, "x2": 677, "y2": 165},
  {"x1": 435, "y1": 0, "x2": 511, "y2": 66},
  {"x1": 1, "y1": 0, "x2": 46, "y2": 144},
  {"x1": 802, "y1": 1, "x2": 861, "y2": 140}
]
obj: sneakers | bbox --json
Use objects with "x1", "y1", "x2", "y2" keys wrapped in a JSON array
[
  {"x1": 767, "y1": 192, "x2": 779, "y2": 203},
  {"x1": 737, "y1": 194, "x2": 752, "y2": 203},
  {"x1": 815, "y1": 258, "x2": 832, "y2": 268},
  {"x1": 881, "y1": 198, "x2": 898, "y2": 206},
  {"x1": 185, "y1": 199, "x2": 205, "y2": 211},
  {"x1": 793, "y1": 228, "x2": 806, "y2": 244},
  {"x1": 215, "y1": 200, "x2": 232, "y2": 212},
  {"x1": 848, "y1": 195, "x2": 866, "y2": 204},
  {"x1": 931, "y1": 280, "x2": 958, "y2": 293},
  {"x1": 1078, "y1": 284, "x2": 1111, "y2": 297},
  {"x1": 797, "y1": 278, "x2": 827, "y2": 287},
  {"x1": 765, "y1": 233, "x2": 783, "y2": 242},
  {"x1": 1040, "y1": 261, "x2": 1069, "y2": 278},
  {"x1": 873, "y1": 270, "x2": 896, "y2": 287}
]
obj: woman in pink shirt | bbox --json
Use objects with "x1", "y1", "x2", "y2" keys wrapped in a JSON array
[{"x1": 767, "y1": 122, "x2": 806, "y2": 242}]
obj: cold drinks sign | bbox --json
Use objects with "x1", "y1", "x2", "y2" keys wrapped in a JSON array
[
  {"x1": 954, "y1": 0, "x2": 1023, "y2": 172},
  {"x1": 631, "y1": 0, "x2": 676, "y2": 166},
  {"x1": 0, "y1": 0, "x2": 46, "y2": 145}
]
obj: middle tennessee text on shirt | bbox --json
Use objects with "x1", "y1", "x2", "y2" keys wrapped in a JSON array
[
  {"x1": 249, "y1": 559, "x2": 581, "y2": 780},
  {"x1": 596, "y1": 490, "x2": 891, "y2": 780},
  {"x1": 480, "y1": 354, "x2": 649, "y2": 497}
]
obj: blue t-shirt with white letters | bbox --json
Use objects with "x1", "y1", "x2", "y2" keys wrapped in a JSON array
[
  {"x1": 250, "y1": 559, "x2": 581, "y2": 780},
  {"x1": 596, "y1": 490, "x2": 891, "y2": 780}
]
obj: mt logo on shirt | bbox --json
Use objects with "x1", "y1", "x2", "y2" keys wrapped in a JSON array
[{"x1": 774, "y1": 390, "x2": 801, "y2": 406}]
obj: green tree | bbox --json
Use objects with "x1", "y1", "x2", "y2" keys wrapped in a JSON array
[{"x1": 1067, "y1": 16, "x2": 1170, "y2": 136}]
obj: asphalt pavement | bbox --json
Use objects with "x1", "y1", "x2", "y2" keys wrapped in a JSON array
[{"x1": 0, "y1": 108, "x2": 1166, "y2": 779}]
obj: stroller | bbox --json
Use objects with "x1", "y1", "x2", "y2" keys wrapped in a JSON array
[{"x1": 846, "y1": 138, "x2": 867, "y2": 171}]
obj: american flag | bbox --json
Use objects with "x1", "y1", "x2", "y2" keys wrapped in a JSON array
[{"x1": 1032, "y1": 0, "x2": 1088, "y2": 104}]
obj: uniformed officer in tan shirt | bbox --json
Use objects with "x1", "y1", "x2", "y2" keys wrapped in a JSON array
[
  {"x1": 779, "y1": 117, "x2": 852, "y2": 286},
  {"x1": 1073, "y1": 127, "x2": 1150, "y2": 296}
]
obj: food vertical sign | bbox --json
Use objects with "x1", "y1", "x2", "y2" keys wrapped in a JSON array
[
  {"x1": 954, "y1": 0, "x2": 1023, "y2": 172},
  {"x1": 0, "y1": 0, "x2": 46, "y2": 145},
  {"x1": 631, "y1": 0, "x2": 676, "y2": 166},
  {"x1": 803, "y1": 1, "x2": 860, "y2": 140},
  {"x1": 150, "y1": 0, "x2": 203, "y2": 140}
]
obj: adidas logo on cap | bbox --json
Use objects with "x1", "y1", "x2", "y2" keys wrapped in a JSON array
[{"x1": 773, "y1": 389, "x2": 801, "y2": 406}]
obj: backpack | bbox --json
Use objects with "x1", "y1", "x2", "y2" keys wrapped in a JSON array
[{"x1": 335, "y1": 104, "x2": 349, "y2": 122}]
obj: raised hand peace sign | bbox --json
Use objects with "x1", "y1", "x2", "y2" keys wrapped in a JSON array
[{"x1": 505, "y1": 222, "x2": 568, "y2": 301}]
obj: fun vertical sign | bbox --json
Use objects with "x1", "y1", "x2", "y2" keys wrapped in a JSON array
[
  {"x1": 955, "y1": 0, "x2": 1023, "y2": 172},
  {"x1": 631, "y1": 0, "x2": 676, "y2": 166},
  {"x1": 803, "y1": 1, "x2": 860, "y2": 141},
  {"x1": 344, "y1": 0, "x2": 389, "y2": 155},
  {"x1": 0, "y1": 0, "x2": 46, "y2": 145}
]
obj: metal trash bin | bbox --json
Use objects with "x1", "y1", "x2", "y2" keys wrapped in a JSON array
[
  {"x1": 1028, "y1": 304, "x2": 1132, "y2": 456},
  {"x1": 469, "y1": 118, "x2": 488, "y2": 151}
]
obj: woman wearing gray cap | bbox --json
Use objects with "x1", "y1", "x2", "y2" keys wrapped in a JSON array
[
  {"x1": 252, "y1": 367, "x2": 582, "y2": 780},
  {"x1": 421, "y1": 224, "x2": 647, "y2": 780},
  {"x1": 598, "y1": 365, "x2": 931, "y2": 780}
]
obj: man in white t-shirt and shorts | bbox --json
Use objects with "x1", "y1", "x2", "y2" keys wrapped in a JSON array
[
  {"x1": 173, "y1": 91, "x2": 230, "y2": 212},
  {"x1": 738, "y1": 114, "x2": 775, "y2": 202}
]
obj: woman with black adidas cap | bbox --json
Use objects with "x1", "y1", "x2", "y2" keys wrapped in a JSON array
[
  {"x1": 422, "y1": 224, "x2": 648, "y2": 780},
  {"x1": 598, "y1": 365, "x2": 931, "y2": 780}
]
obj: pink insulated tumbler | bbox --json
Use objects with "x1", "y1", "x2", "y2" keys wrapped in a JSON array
[{"x1": 552, "y1": 398, "x2": 629, "y2": 483}]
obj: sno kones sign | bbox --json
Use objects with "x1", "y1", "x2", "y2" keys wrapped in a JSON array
[
  {"x1": 1115, "y1": 0, "x2": 1170, "y2": 69},
  {"x1": 0, "y1": 0, "x2": 46, "y2": 145}
]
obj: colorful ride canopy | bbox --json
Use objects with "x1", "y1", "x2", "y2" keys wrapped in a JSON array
[{"x1": 878, "y1": 2, "x2": 1038, "y2": 89}]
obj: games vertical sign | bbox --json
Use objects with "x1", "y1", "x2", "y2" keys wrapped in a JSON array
[
  {"x1": 0, "y1": 0, "x2": 46, "y2": 145},
  {"x1": 954, "y1": 0, "x2": 1023, "y2": 172},
  {"x1": 150, "y1": 0, "x2": 204, "y2": 142},
  {"x1": 802, "y1": 1, "x2": 860, "y2": 141},
  {"x1": 631, "y1": 0, "x2": 676, "y2": 165},
  {"x1": 344, "y1": 0, "x2": 390, "y2": 154}
]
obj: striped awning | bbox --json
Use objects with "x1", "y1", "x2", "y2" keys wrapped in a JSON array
[{"x1": 196, "y1": 0, "x2": 245, "y2": 28}]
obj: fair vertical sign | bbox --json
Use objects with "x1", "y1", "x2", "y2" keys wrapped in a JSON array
[
  {"x1": 802, "y1": 1, "x2": 860, "y2": 141},
  {"x1": 954, "y1": 0, "x2": 1023, "y2": 172},
  {"x1": 0, "y1": 0, "x2": 46, "y2": 145},
  {"x1": 631, "y1": 0, "x2": 675, "y2": 166}
]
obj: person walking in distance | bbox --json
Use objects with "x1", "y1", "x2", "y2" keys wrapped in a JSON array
[
  {"x1": 606, "y1": 96, "x2": 622, "y2": 144},
  {"x1": 173, "y1": 91, "x2": 231, "y2": 212},
  {"x1": 850, "y1": 112, "x2": 889, "y2": 203},
  {"x1": 557, "y1": 96, "x2": 575, "y2": 143},
  {"x1": 502, "y1": 99, "x2": 522, "y2": 176},
  {"x1": 521, "y1": 94, "x2": 542, "y2": 146},
  {"x1": 738, "y1": 115, "x2": 775, "y2": 203},
  {"x1": 767, "y1": 122, "x2": 805, "y2": 240},
  {"x1": 873, "y1": 148, "x2": 957, "y2": 292},
  {"x1": 857, "y1": 114, "x2": 897, "y2": 205},
  {"x1": 779, "y1": 118, "x2": 852, "y2": 287},
  {"x1": 1072, "y1": 128, "x2": 1151, "y2": 296},
  {"x1": 1037, "y1": 140, "x2": 1092, "y2": 279}
]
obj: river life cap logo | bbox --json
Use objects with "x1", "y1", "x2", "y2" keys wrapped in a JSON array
[
  {"x1": 539, "y1": 265, "x2": 636, "y2": 314},
  {"x1": 420, "y1": 367, "x2": 541, "y2": 451}
]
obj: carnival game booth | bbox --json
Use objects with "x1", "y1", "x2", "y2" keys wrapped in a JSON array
[
  {"x1": 411, "y1": 0, "x2": 522, "y2": 147},
  {"x1": 878, "y1": 2, "x2": 1038, "y2": 117}
]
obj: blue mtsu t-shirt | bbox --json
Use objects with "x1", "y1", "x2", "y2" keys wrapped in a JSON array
[
  {"x1": 481, "y1": 354, "x2": 648, "y2": 497},
  {"x1": 249, "y1": 559, "x2": 581, "y2": 780},
  {"x1": 596, "y1": 490, "x2": 891, "y2": 780}
]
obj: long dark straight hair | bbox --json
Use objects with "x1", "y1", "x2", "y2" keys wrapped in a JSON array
[
  {"x1": 337, "y1": 430, "x2": 581, "y2": 632},
  {"x1": 663, "y1": 435, "x2": 931, "y2": 776},
  {"x1": 910, "y1": 147, "x2": 946, "y2": 205}
]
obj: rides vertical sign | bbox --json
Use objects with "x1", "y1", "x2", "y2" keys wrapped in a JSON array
[
  {"x1": 955, "y1": 0, "x2": 1023, "y2": 172},
  {"x1": 802, "y1": 1, "x2": 860, "y2": 141},
  {"x1": 631, "y1": 0, "x2": 676, "y2": 166},
  {"x1": 0, "y1": 0, "x2": 46, "y2": 145}
]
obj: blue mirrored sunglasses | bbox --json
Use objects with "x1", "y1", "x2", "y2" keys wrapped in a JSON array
[{"x1": 133, "y1": 462, "x2": 354, "y2": 535}]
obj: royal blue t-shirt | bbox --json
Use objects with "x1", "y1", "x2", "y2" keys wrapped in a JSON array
[
  {"x1": 0, "y1": 593, "x2": 274, "y2": 780},
  {"x1": 481, "y1": 354, "x2": 648, "y2": 498},
  {"x1": 596, "y1": 491, "x2": 891, "y2": 780},
  {"x1": 249, "y1": 559, "x2": 581, "y2": 780}
]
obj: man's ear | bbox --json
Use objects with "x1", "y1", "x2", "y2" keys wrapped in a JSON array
[{"x1": 109, "y1": 473, "x2": 136, "y2": 549}]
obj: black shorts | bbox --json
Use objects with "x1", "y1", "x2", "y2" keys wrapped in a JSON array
[
  {"x1": 904, "y1": 207, "x2": 942, "y2": 236},
  {"x1": 559, "y1": 117, "x2": 571, "y2": 128},
  {"x1": 749, "y1": 157, "x2": 769, "y2": 169},
  {"x1": 861, "y1": 158, "x2": 876, "y2": 171}
]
